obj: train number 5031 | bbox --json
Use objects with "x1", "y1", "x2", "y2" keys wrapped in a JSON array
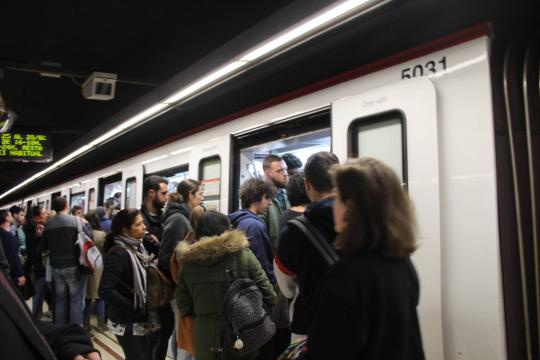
[{"x1": 401, "y1": 56, "x2": 447, "y2": 79}]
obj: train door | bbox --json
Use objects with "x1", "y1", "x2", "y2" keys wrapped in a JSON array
[
  {"x1": 144, "y1": 148, "x2": 191, "y2": 195},
  {"x1": 189, "y1": 135, "x2": 229, "y2": 212},
  {"x1": 98, "y1": 172, "x2": 122, "y2": 208},
  {"x1": 37, "y1": 194, "x2": 50, "y2": 210},
  {"x1": 69, "y1": 184, "x2": 86, "y2": 212},
  {"x1": 332, "y1": 78, "x2": 442, "y2": 359},
  {"x1": 231, "y1": 109, "x2": 331, "y2": 212},
  {"x1": 86, "y1": 179, "x2": 98, "y2": 211},
  {"x1": 122, "y1": 165, "x2": 143, "y2": 209}
]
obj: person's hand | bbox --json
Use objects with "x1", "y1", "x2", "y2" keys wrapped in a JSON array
[
  {"x1": 147, "y1": 233, "x2": 160, "y2": 244},
  {"x1": 73, "y1": 351, "x2": 101, "y2": 360},
  {"x1": 17, "y1": 276, "x2": 26, "y2": 286},
  {"x1": 36, "y1": 223, "x2": 45, "y2": 237}
]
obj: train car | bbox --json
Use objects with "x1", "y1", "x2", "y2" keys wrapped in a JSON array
[{"x1": 2, "y1": 0, "x2": 539, "y2": 359}]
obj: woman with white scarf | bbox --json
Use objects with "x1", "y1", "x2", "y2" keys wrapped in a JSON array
[{"x1": 99, "y1": 208, "x2": 159, "y2": 360}]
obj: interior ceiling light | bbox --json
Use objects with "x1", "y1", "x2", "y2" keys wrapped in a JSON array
[{"x1": 0, "y1": 0, "x2": 383, "y2": 201}]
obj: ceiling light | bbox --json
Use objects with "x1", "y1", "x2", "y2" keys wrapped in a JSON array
[
  {"x1": 163, "y1": 61, "x2": 247, "y2": 104},
  {"x1": 240, "y1": 0, "x2": 372, "y2": 62}
]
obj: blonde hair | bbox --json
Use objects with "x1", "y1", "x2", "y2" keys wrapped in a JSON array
[{"x1": 332, "y1": 157, "x2": 416, "y2": 258}]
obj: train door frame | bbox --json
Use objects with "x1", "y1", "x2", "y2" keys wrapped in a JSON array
[
  {"x1": 85, "y1": 178, "x2": 98, "y2": 212},
  {"x1": 229, "y1": 108, "x2": 331, "y2": 213},
  {"x1": 189, "y1": 135, "x2": 230, "y2": 212},
  {"x1": 98, "y1": 172, "x2": 122, "y2": 207},
  {"x1": 69, "y1": 183, "x2": 86, "y2": 212},
  {"x1": 331, "y1": 78, "x2": 443, "y2": 359},
  {"x1": 122, "y1": 165, "x2": 143, "y2": 210}
]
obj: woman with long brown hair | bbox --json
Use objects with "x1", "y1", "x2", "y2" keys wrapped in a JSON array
[{"x1": 303, "y1": 157, "x2": 424, "y2": 359}]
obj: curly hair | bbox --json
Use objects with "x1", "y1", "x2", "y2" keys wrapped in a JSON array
[
  {"x1": 240, "y1": 178, "x2": 277, "y2": 209},
  {"x1": 332, "y1": 158, "x2": 416, "y2": 258}
]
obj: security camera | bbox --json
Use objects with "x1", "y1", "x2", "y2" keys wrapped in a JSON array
[{"x1": 82, "y1": 72, "x2": 117, "y2": 100}]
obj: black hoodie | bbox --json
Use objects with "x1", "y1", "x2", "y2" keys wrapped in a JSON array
[
  {"x1": 159, "y1": 202, "x2": 192, "y2": 278},
  {"x1": 275, "y1": 196, "x2": 337, "y2": 334}
]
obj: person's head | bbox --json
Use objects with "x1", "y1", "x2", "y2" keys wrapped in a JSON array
[
  {"x1": 0, "y1": 209, "x2": 13, "y2": 227},
  {"x1": 286, "y1": 172, "x2": 310, "y2": 207},
  {"x1": 177, "y1": 179, "x2": 203, "y2": 209},
  {"x1": 190, "y1": 205, "x2": 206, "y2": 231},
  {"x1": 84, "y1": 211, "x2": 102, "y2": 231},
  {"x1": 195, "y1": 211, "x2": 230, "y2": 239},
  {"x1": 9, "y1": 205, "x2": 25, "y2": 225},
  {"x1": 51, "y1": 196, "x2": 68, "y2": 213},
  {"x1": 31, "y1": 205, "x2": 47, "y2": 224},
  {"x1": 263, "y1": 155, "x2": 288, "y2": 188},
  {"x1": 94, "y1": 207, "x2": 106, "y2": 221},
  {"x1": 304, "y1": 151, "x2": 339, "y2": 201},
  {"x1": 282, "y1": 153, "x2": 303, "y2": 175},
  {"x1": 104, "y1": 198, "x2": 118, "y2": 216},
  {"x1": 143, "y1": 175, "x2": 169, "y2": 210},
  {"x1": 104, "y1": 208, "x2": 146, "y2": 252},
  {"x1": 240, "y1": 178, "x2": 276, "y2": 215},
  {"x1": 332, "y1": 158, "x2": 416, "y2": 258},
  {"x1": 71, "y1": 205, "x2": 83, "y2": 217}
]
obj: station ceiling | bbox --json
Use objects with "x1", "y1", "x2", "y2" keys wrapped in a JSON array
[
  {"x1": 0, "y1": 0, "x2": 537, "y2": 205},
  {"x1": 0, "y1": 0, "x2": 297, "y2": 199}
]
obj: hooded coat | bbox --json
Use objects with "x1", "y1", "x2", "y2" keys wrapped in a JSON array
[
  {"x1": 229, "y1": 209, "x2": 276, "y2": 284},
  {"x1": 159, "y1": 202, "x2": 192, "y2": 278},
  {"x1": 175, "y1": 230, "x2": 277, "y2": 360}
]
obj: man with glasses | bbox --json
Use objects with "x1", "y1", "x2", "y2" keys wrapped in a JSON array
[
  {"x1": 140, "y1": 175, "x2": 169, "y2": 256},
  {"x1": 262, "y1": 155, "x2": 290, "y2": 252}
]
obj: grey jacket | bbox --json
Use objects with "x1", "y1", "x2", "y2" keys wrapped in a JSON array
[{"x1": 158, "y1": 202, "x2": 192, "y2": 277}]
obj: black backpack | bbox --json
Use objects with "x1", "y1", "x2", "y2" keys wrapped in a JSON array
[{"x1": 223, "y1": 254, "x2": 276, "y2": 357}]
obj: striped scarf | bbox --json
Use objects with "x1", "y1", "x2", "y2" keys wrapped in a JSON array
[{"x1": 114, "y1": 235, "x2": 148, "y2": 310}]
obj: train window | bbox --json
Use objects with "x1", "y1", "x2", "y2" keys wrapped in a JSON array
[
  {"x1": 147, "y1": 164, "x2": 189, "y2": 194},
  {"x1": 125, "y1": 177, "x2": 137, "y2": 208},
  {"x1": 88, "y1": 188, "x2": 96, "y2": 210},
  {"x1": 51, "y1": 191, "x2": 61, "y2": 200},
  {"x1": 45, "y1": 199, "x2": 50, "y2": 210},
  {"x1": 70, "y1": 191, "x2": 86, "y2": 210},
  {"x1": 98, "y1": 172, "x2": 122, "y2": 207},
  {"x1": 199, "y1": 156, "x2": 221, "y2": 211},
  {"x1": 231, "y1": 109, "x2": 331, "y2": 212},
  {"x1": 349, "y1": 111, "x2": 406, "y2": 184}
]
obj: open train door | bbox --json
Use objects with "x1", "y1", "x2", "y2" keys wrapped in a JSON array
[{"x1": 332, "y1": 78, "x2": 443, "y2": 359}]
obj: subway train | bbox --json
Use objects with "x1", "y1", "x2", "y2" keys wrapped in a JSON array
[{"x1": 2, "y1": 1, "x2": 539, "y2": 359}]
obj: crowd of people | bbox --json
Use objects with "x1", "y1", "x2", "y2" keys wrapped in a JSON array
[{"x1": 0, "y1": 151, "x2": 425, "y2": 360}]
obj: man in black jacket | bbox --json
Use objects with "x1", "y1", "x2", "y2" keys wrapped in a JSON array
[
  {"x1": 274, "y1": 151, "x2": 339, "y2": 339},
  {"x1": 140, "y1": 175, "x2": 168, "y2": 257}
]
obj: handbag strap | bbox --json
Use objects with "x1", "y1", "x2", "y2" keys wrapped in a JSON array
[{"x1": 288, "y1": 215, "x2": 339, "y2": 266}]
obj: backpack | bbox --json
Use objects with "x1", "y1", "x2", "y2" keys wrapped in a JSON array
[
  {"x1": 288, "y1": 215, "x2": 339, "y2": 266},
  {"x1": 223, "y1": 254, "x2": 276, "y2": 357},
  {"x1": 75, "y1": 217, "x2": 103, "y2": 274},
  {"x1": 145, "y1": 262, "x2": 174, "y2": 308}
]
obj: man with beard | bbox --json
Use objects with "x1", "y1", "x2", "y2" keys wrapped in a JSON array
[
  {"x1": 140, "y1": 175, "x2": 169, "y2": 257},
  {"x1": 262, "y1": 154, "x2": 290, "y2": 252}
]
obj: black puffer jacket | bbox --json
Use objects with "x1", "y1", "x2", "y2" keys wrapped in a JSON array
[{"x1": 159, "y1": 202, "x2": 192, "y2": 278}]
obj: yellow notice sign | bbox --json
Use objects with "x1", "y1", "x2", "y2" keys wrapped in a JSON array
[{"x1": 0, "y1": 133, "x2": 52, "y2": 162}]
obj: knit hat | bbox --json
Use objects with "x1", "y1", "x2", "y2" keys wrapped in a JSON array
[{"x1": 282, "y1": 153, "x2": 302, "y2": 170}]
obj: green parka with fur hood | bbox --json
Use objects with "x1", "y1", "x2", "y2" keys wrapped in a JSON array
[{"x1": 175, "y1": 230, "x2": 277, "y2": 360}]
